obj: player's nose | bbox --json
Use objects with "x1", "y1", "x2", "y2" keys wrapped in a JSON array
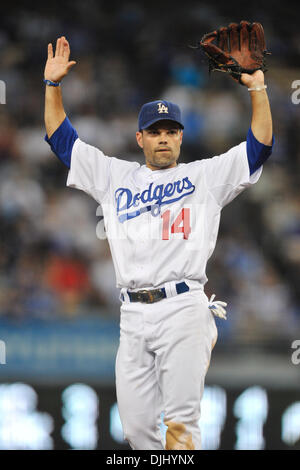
[{"x1": 159, "y1": 133, "x2": 168, "y2": 144}]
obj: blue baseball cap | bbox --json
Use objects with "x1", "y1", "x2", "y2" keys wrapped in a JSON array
[{"x1": 138, "y1": 100, "x2": 184, "y2": 131}]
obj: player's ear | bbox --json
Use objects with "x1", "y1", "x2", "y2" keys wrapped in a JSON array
[
  {"x1": 179, "y1": 130, "x2": 183, "y2": 145},
  {"x1": 136, "y1": 131, "x2": 144, "y2": 149}
]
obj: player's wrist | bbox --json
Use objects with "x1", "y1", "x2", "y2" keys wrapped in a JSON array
[
  {"x1": 247, "y1": 84, "x2": 267, "y2": 92},
  {"x1": 44, "y1": 78, "x2": 61, "y2": 87}
]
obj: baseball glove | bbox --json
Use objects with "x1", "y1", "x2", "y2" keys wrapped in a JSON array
[{"x1": 197, "y1": 20, "x2": 270, "y2": 84}]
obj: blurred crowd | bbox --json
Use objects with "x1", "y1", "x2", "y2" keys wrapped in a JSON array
[{"x1": 0, "y1": 1, "x2": 299, "y2": 346}]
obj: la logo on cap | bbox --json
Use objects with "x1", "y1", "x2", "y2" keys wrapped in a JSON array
[{"x1": 157, "y1": 102, "x2": 168, "y2": 114}]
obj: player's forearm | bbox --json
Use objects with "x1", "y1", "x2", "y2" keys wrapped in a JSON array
[
  {"x1": 249, "y1": 88, "x2": 273, "y2": 146},
  {"x1": 44, "y1": 85, "x2": 66, "y2": 139}
]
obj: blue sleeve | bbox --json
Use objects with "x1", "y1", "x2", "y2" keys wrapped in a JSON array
[
  {"x1": 44, "y1": 116, "x2": 78, "y2": 169},
  {"x1": 246, "y1": 127, "x2": 274, "y2": 176}
]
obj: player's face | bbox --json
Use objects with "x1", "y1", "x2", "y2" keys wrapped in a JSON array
[{"x1": 136, "y1": 120, "x2": 183, "y2": 170}]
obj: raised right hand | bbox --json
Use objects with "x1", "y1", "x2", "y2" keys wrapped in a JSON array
[{"x1": 44, "y1": 36, "x2": 76, "y2": 83}]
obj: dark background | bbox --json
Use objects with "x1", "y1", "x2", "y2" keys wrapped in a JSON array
[{"x1": 3, "y1": 383, "x2": 298, "y2": 450}]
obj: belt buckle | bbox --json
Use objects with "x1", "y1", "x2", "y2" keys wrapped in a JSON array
[{"x1": 137, "y1": 289, "x2": 153, "y2": 303}]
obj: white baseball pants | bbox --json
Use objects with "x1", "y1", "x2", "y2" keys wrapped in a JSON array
[{"x1": 115, "y1": 280, "x2": 218, "y2": 450}]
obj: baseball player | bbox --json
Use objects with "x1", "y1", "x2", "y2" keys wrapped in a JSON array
[{"x1": 43, "y1": 36, "x2": 273, "y2": 450}]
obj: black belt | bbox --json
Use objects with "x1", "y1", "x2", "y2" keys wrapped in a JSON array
[{"x1": 122, "y1": 281, "x2": 189, "y2": 304}]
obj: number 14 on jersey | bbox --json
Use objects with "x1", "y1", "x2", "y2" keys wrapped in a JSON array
[{"x1": 161, "y1": 208, "x2": 191, "y2": 240}]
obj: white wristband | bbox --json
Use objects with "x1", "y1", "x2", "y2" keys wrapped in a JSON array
[{"x1": 248, "y1": 84, "x2": 267, "y2": 92}]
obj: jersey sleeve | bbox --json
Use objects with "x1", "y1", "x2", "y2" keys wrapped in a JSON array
[
  {"x1": 66, "y1": 138, "x2": 112, "y2": 203},
  {"x1": 44, "y1": 116, "x2": 78, "y2": 168},
  {"x1": 246, "y1": 127, "x2": 274, "y2": 175},
  {"x1": 203, "y1": 141, "x2": 263, "y2": 208}
]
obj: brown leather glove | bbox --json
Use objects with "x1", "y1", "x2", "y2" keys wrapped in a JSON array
[{"x1": 198, "y1": 20, "x2": 270, "y2": 84}]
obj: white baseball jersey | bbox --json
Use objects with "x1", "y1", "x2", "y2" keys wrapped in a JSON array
[{"x1": 66, "y1": 138, "x2": 262, "y2": 290}]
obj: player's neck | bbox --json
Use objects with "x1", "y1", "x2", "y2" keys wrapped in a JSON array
[{"x1": 145, "y1": 162, "x2": 178, "y2": 171}]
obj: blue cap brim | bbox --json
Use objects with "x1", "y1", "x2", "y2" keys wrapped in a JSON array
[{"x1": 139, "y1": 117, "x2": 184, "y2": 131}]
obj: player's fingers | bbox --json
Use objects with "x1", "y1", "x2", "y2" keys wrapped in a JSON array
[
  {"x1": 66, "y1": 61, "x2": 77, "y2": 71},
  {"x1": 47, "y1": 43, "x2": 53, "y2": 59},
  {"x1": 216, "y1": 301, "x2": 227, "y2": 307},
  {"x1": 62, "y1": 37, "x2": 70, "y2": 58},
  {"x1": 57, "y1": 36, "x2": 64, "y2": 56},
  {"x1": 55, "y1": 37, "x2": 63, "y2": 56},
  {"x1": 60, "y1": 36, "x2": 66, "y2": 56},
  {"x1": 54, "y1": 38, "x2": 59, "y2": 56}
]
